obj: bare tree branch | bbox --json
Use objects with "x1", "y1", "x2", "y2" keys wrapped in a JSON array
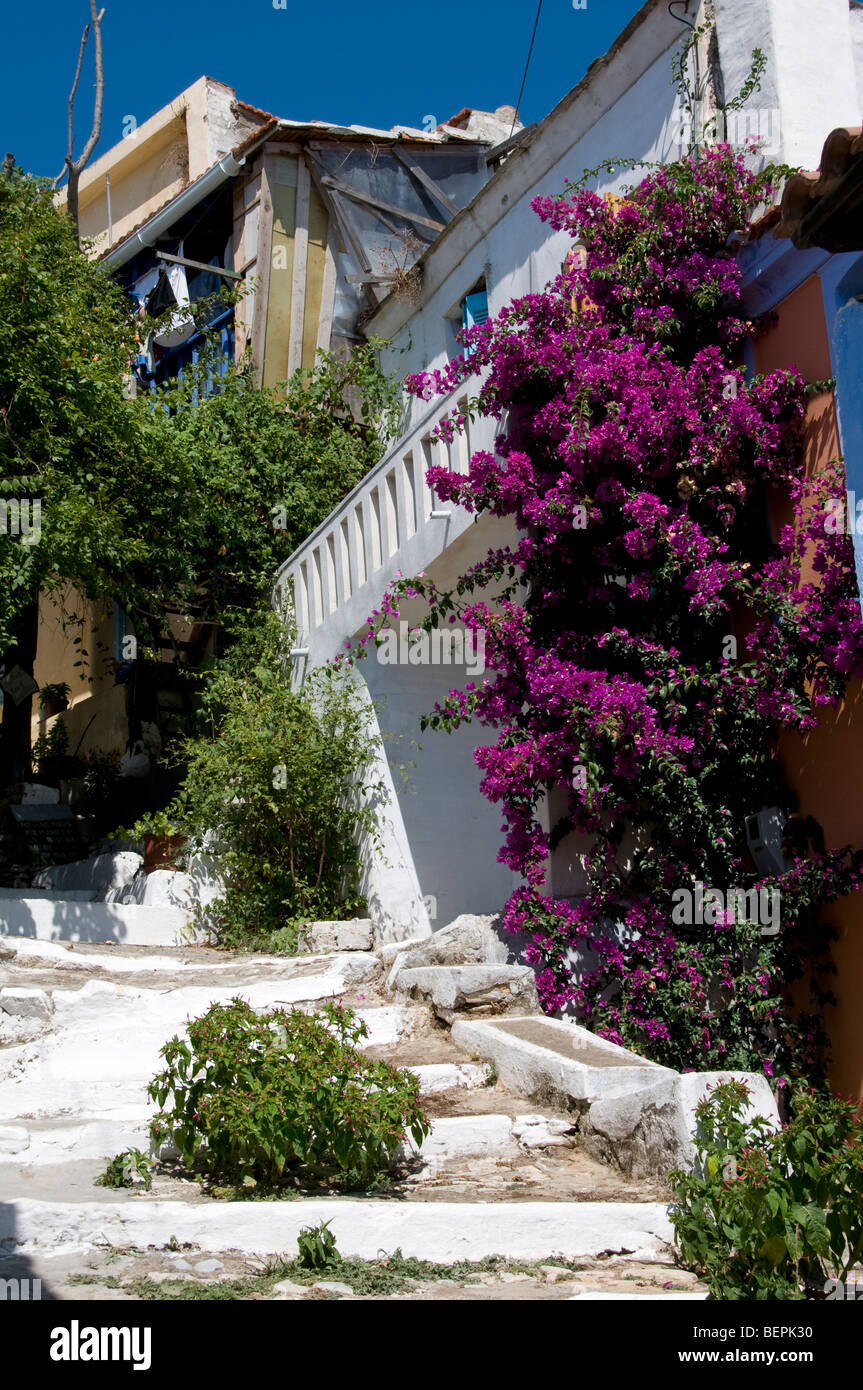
[
  {"x1": 67, "y1": 20, "x2": 91, "y2": 168},
  {"x1": 73, "y1": 4, "x2": 104, "y2": 172},
  {"x1": 64, "y1": 4, "x2": 105, "y2": 241}
]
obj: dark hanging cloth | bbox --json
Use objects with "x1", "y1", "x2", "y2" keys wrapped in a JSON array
[{"x1": 145, "y1": 268, "x2": 177, "y2": 319}]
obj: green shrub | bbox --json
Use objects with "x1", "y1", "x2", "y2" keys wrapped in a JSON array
[
  {"x1": 147, "y1": 998, "x2": 430, "y2": 1186},
  {"x1": 150, "y1": 605, "x2": 386, "y2": 948},
  {"x1": 669, "y1": 1079, "x2": 863, "y2": 1299}
]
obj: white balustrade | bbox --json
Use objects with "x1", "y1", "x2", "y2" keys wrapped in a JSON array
[{"x1": 274, "y1": 386, "x2": 495, "y2": 666}]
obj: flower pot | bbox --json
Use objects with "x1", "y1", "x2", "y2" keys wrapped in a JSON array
[
  {"x1": 143, "y1": 833, "x2": 185, "y2": 872},
  {"x1": 43, "y1": 696, "x2": 69, "y2": 717}
]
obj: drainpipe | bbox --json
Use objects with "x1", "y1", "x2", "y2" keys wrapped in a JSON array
[
  {"x1": 100, "y1": 124, "x2": 277, "y2": 274},
  {"x1": 106, "y1": 171, "x2": 113, "y2": 247}
]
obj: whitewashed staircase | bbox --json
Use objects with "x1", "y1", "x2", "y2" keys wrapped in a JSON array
[{"x1": 0, "y1": 907, "x2": 714, "y2": 1302}]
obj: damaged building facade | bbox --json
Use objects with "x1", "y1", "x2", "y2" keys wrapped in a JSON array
[{"x1": 29, "y1": 76, "x2": 517, "y2": 770}]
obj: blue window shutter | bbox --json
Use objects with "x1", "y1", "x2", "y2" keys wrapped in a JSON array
[
  {"x1": 463, "y1": 290, "x2": 489, "y2": 331},
  {"x1": 461, "y1": 290, "x2": 489, "y2": 358}
]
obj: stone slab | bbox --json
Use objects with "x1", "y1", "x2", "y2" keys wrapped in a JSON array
[
  {"x1": 451, "y1": 1016, "x2": 673, "y2": 1104},
  {"x1": 0, "y1": 1198, "x2": 674, "y2": 1263},
  {"x1": 395, "y1": 965, "x2": 539, "y2": 1023},
  {"x1": 299, "y1": 920, "x2": 374, "y2": 954}
]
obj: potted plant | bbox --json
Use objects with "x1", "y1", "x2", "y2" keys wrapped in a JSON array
[
  {"x1": 32, "y1": 717, "x2": 82, "y2": 785},
  {"x1": 38, "y1": 682, "x2": 71, "y2": 718},
  {"x1": 123, "y1": 809, "x2": 186, "y2": 872}
]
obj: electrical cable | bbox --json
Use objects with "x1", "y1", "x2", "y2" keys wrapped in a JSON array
[
  {"x1": 667, "y1": 2, "x2": 696, "y2": 28},
  {"x1": 510, "y1": 0, "x2": 544, "y2": 138}
]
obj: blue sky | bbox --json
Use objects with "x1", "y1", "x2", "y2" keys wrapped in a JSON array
[{"x1": 3, "y1": 0, "x2": 647, "y2": 178}]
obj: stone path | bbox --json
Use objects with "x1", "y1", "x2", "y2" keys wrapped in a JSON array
[{"x1": 0, "y1": 922, "x2": 708, "y2": 1302}]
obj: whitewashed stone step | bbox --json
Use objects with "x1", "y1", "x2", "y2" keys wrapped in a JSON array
[
  {"x1": 410, "y1": 1062, "x2": 489, "y2": 1095},
  {"x1": 33, "y1": 853, "x2": 142, "y2": 894},
  {"x1": 450, "y1": 1016, "x2": 671, "y2": 1104},
  {"x1": 0, "y1": 987, "x2": 54, "y2": 1019},
  {"x1": 0, "y1": 889, "x2": 93, "y2": 902},
  {"x1": 394, "y1": 964, "x2": 539, "y2": 1023},
  {"x1": 298, "y1": 920, "x2": 374, "y2": 953},
  {"x1": 406, "y1": 1114, "x2": 518, "y2": 1162},
  {"x1": 0, "y1": 1197, "x2": 674, "y2": 1263},
  {"x1": 451, "y1": 1016, "x2": 779, "y2": 1177}
]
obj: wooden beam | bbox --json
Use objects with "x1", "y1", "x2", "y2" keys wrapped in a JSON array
[
  {"x1": 306, "y1": 156, "x2": 385, "y2": 310},
  {"x1": 287, "y1": 154, "x2": 310, "y2": 379},
  {"x1": 305, "y1": 155, "x2": 352, "y2": 261},
  {"x1": 319, "y1": 173, "x2": 446, "y2": 233},
  {"x1": 250, "y1": 153, "x2": 276, "y2": 387},
  {"x1": 231, "y1": 179, "x2": 249, "y2": 359},
  {"x1": 155, "y1": 251, "x2": 241, "y2": 281},
  {"x1": 392, "y1": 147, "x2": 459, "y2": 218},
  {"x1": 345, "y1": 273, "x2": 397, "y2": 285},
  {"x1": 316, "y1": 229, "x2": 338, "y2": 353}
]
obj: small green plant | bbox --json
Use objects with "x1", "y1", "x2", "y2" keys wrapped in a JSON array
[
  {"x1": 96, "y1": 1148, "x2": 152, "y2": 1191},
  {"x1": 297, "y1": 1220, "x2": 340, "y2": 1271},
  {"x1": 116, "y1": 808, "x2": 185, "y2": 843},
  {"x1": 147, "y1": 997, "x2": 430, "y2": 1186},
  {"x1": 33, "y1": 716, "x2": 70, "y2": 769},
  {"x1": 669, "y1": 1080, "x2": 863, "y2": 1299},
  {"x1": 38, "y1": 682, "x2": 70, "y2": 709}
]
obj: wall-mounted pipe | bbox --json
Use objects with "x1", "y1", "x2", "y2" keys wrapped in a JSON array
[{"x1": 100, "y1": 124, "x2": 277, "y2": 273}]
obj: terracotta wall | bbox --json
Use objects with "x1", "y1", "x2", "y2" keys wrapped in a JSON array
[{"x1": 752, "y1": 274, "x2": 863, "y2": 1105}]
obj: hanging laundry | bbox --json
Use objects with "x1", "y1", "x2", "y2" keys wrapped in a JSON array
[{"x1": 147, "y1": 242, "x2": 196, "y2": 348}]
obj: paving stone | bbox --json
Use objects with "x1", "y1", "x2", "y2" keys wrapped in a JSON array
[
  {"x1": 0, "y1": 1127, "x2": 30, "y2": 1155},
  {"x1": 0, "y1": 987, "x2": 53, "y2": 1020},
  {"x1": 395, "y1": 964, "x2": 539, "y2": 1024},
  {"x1": 271, "y1": 1279, "x2": 308, "y2": 1299}
]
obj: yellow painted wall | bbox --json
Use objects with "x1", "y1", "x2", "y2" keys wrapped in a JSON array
[
  {"x1": 262, "y1": 156, "x2": 329, "y2": 388},
  {"x1": 263, "y1": 164, "x2": 297, "y2": 390},
  {"x1": 77, "y1": 116, "x2": 189, "y2": 251},
  {"x1": 32, "y1": 589, "x2": 127, "y2": 758}
]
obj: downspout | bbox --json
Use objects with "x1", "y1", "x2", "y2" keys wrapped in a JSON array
[{"x1": 100, "y1": 123, "x2": 278, "y2": 273}]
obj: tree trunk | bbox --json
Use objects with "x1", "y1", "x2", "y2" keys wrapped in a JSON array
[{"x1": 0, "y1": 599, "x2": 39, "y2": 785}]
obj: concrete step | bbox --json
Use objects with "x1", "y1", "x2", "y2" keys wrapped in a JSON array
[{"x1": 0, "y1": 1196, "x2": 674, "y2": 1264}]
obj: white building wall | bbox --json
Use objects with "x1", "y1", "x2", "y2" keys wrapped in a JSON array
[
  {"x1": 713, "y1": 0, "x2": 859, "y2": 170},
  {"x1": 377, "y1": 0, "x2": 860, "y2": 400},
  {"x1": 375, "y1": 7, "x2": 686, "y2": 406},
  {"x1": 282, "y1": 0, "x2": 861, "y2": 939},
  {"x1": 850, "y1": 4, "x2": 863, "y2": 108}
]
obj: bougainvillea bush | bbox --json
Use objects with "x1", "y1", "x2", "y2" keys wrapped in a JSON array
[{"x1": 346, "y1": 144, "x2": 863, "y2": 1082}]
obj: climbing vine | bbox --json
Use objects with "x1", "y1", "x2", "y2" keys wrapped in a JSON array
[{"x1": 344, "y1": 142, "x2": 863, "y2": 1082}]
